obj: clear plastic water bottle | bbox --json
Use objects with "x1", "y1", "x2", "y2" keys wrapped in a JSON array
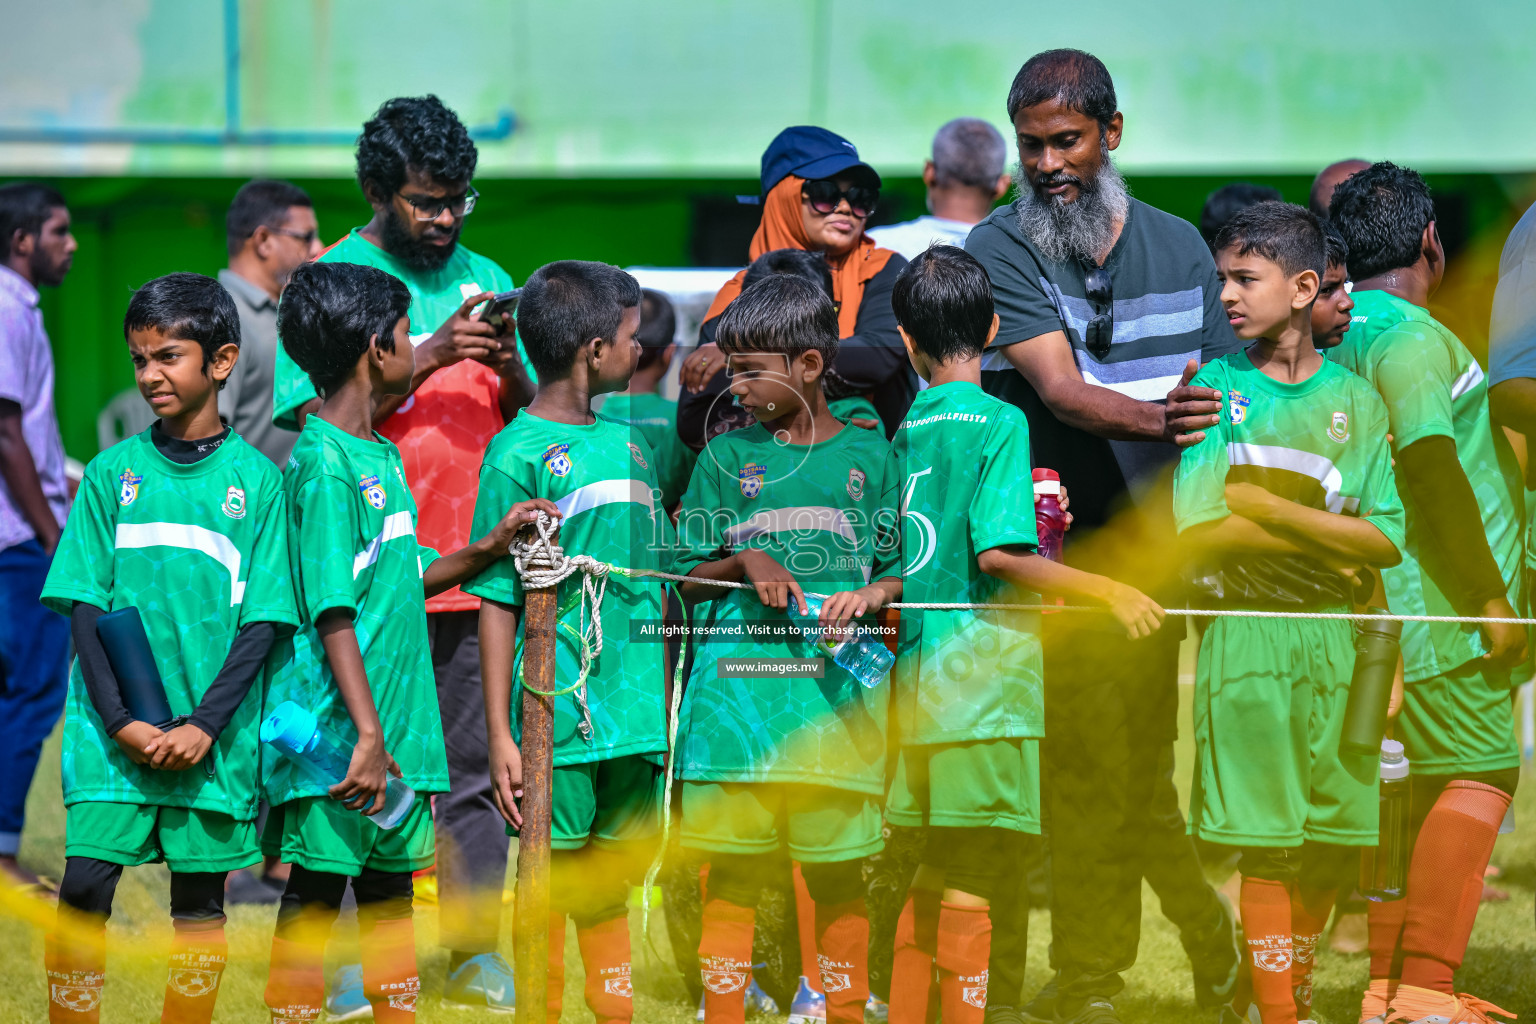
[
  {"x1": 1360, "y1": 739, "x2": 1409, "y2": 901},
  {"x1": 791, "y1": 595, "x2": 895, "y2": 689},
  {"x1": 261, "y1": 701, "x2": 415, "y2": 829}
]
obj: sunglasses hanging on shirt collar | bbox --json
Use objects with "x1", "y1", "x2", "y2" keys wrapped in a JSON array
[{"x1": 1082, "y1": 265, "x2": 1114, "y2": 360}]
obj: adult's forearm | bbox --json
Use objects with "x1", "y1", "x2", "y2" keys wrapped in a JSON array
[
  {"x1": 1037, "y1": 376, "x2": 1167, "y2": 441},
  {"x1": 0, "y1": 414, "x2": 59, "y2": 545},
  {"x1": 1489, "y1": 378, "x2": 1536, "y2": 438},
  {"x1": 1397, "y1": 436, "x2": 1508, "y2": 608}
]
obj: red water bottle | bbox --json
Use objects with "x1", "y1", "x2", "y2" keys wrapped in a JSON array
[{"x1": 1034, "y1": 468, "x2": 1067, "y2": 610}]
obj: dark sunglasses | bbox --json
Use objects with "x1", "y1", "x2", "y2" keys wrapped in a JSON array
[
  {"x1": 802, "y1": 179, "x2": 879, "y2": 219},
  {"x1": 1083, "y1": 266, "x2": 1114, "y2": 360}
]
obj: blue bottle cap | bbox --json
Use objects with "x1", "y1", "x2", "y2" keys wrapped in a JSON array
[{"x1": 261, "y1": 701, "x2": 318, "y2": 755}]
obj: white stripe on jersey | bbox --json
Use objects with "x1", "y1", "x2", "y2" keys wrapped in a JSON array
[
  {"x1": 1226, "y1": 443, "x2": 1359, "y2": 515},
  {"x1": 353, "y1": 511, "x2": 416, "y2": 579},
  {"x1": 556, "y1": 479, "x2": 655, "y2": 520},
  {"x1": 726, "y1": 506, "x2": 857, "y2": 546},
  {"x1": 116, "y1": 522, "x2": 247, "y2": 606},
  {"x1": 1451, "y1": 361, "x2": 1485, "y2": 400}
]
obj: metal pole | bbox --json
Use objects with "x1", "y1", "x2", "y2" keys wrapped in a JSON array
[{"x1": 514, "y1": 559, "x2": 559, "y2": 1023}]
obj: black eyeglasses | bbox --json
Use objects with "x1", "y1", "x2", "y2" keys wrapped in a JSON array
[
  {"x1": 271, "y1": 227, "x2": 318, "y2": 245},
  {"x1": 397, "y1": 185, "x2": 479, "y2": 222},
  {"x1": 1083, "y1": 266, "x2": 1114, "y2": 360},
  {"x1": 802, "y1": 179, "x2": 879, "y2": 219}
]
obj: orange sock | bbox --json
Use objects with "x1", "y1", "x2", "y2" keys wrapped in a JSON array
[
  {"x1": 813, "y1": 898, "x2": 869, "y2": 1023},
  {"x1": 45, "y1": 922, "x2": 106, "y2": 1024},
  {"x1": 359, "y1": 915, "x2": 418, "y2": 1022},
  {"x1": 161, "y1": 921, "x2": 227, "y2": 1024},
  {"x1": 888, "y1": 890, "x2": 940, "y2": 1024},
  {"x1": 699, "y1": 898, "x2": 755, "y2": 1024},
  {"x1": 793, "y1": 863, "x2": 824, "y2": 992},
  {"x1": 1366, "y1": 895, "x2": 1407, "y2": 992},
  {"x1": 577, "y1": 915, "x2": 634, "y2": 1023},
  {"x1": 264, "y1": 934, "x2": 325, "y2": 1023},
  {"x1": 1399, "y1": 780, "x2": 1510, "y2": 995},
  {"x1": 548, "y1": 912, "x2": 567, "y2": 1024},
  {"x1": 1288, "y1": 884, "x2": 1334, "y2": 1021},
  {"x1": 934, "y1": 901, "x2": 990, "y2": 1023},
  {"x1": 1239, "y1": 876, "x2": 1296, "y2": 1024}
]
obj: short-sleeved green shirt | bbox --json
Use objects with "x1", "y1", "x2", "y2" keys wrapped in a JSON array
[
  {"x1": 1331, "y1": 290, "x2": 1525, "y2": 680},
  {"x1": 893, "y1": 382, "x2": 1044, "y2": 746},
  {"x1": 41, "y1": 429, "x2": 299, "y2": 817},
  {"x1": 463, "y1": 410, "x2": 671, "y2": 767},
  {"x1": 600, "y1": 392, "x2": 697, "y2": 509},
  {"x1": 672, "y1": 421, "x2": 900, "y2": 794},
  {"x1": 1173, "y1": 350, "x2": 1406, "y2": 609},
  {"x1": 264, "y1": 415, "x2": 449, "y2": 804}
]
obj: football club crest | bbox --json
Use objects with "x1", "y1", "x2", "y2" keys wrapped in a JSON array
[
  {"x1": 739, "y1": 462, "x2": 766, "y2": 499},
  {"x1": 1328, "y1": 410, "x2": 1350, "y2": 442},
  {"x1": 601, "y1": 964, "x2": 633, "y2": 997},
  {"x1": 700, "y1": 957, "x2": 749, "y2": 994},
  {"x1": 628, "y1": 442, "x2": 648, "y2": 469},
  {"x1": 50, "y1": 984, "x2": 102, "y2": 1013},
  {"x1": 543, "y1": 443, "x2": 573, "y2": 477},
  {"x1": 168, "y1": 968, "x2": 221, "y2": 998},
  {"x1": 962, "y1": 973, "x2": 990, "y2": 1008},
  {"x1": 118, "y1": 469, "x2": 143, "y2": 506},
  {"x1": 846, "y1": 467, "x2": 866, "y2": 501},
  {"x1": 1228, "y1": 390, "x2": 1250, "y2": 425},
  {"x1": 817, "y1": 955, "x2": 853, "y2": 993},
  {"x1": 358, "y1": 474, "x2": 387, "y2": 510},
  {"x1": 221, "y1": 486, "x2": 246, "y2": 520}
]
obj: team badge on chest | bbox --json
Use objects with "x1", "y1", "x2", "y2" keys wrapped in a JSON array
[
  {"x1": 739, "y1": 462, "x2": 766, "y2": 499},
  {"x1": 543, "y1": 443, "x2": 573, "y2": 477},
  {"x1": 847, "y1": 467, "x2": 866, "y2": 501},
  {"x1": 118, "y1": 469, "x2": 143, "y2": 506},
  {"x1": 221, "y1": 486, "x2": 246, "y2": 519},
  {"x1": 1328, "y1": 410, "x2": 1349, "y2": 443},
  {"x1": 1228, "y1": 390, "x2": 1250, "y2": 425},
  {"x1": 359, "y1": 474, "x2": 387, "y2": 510}
]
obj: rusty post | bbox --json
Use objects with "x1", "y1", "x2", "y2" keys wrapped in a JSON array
[{"x1": 514, "y1": 552, "x2": 559, "y2": 1023}]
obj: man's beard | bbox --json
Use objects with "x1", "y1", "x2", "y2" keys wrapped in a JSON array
[
  {"x1": 380, "y1": 206, "x2": 459, "y2": 272},
  {"x1": 30, "y1": 249, "x2": 69, "y2": 288},
  {"x1": 1013, "y1": 151, "x2": 1130, "y2": 265}
]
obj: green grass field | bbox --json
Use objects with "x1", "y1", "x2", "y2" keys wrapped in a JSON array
[{"x1": 4, "y1": 687, "x2": 1533, "y2": 1023}]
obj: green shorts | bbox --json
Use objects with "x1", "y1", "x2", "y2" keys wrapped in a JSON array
[
  {"x1": 65, "y1": 802, "x2": 260, "y2": 873},
  {"x1": 516, "y1": 755, "x2": 663, "y2": 851},
  {"x1": 261, "y1": 794, "x2": 435, "y2": 875},
  {"x1": 680, "y1": 781, "x2": 883, "y2": 862},
  {"x1": 1191, "y1": 616, "x2": 1379, "y2": 847},
  {"x1": 886, "y1": 738, "x2": 1041, "y2": 834},
  {"x1": 1400, "y1": 659, "x2": 1520, "y2": 775}
]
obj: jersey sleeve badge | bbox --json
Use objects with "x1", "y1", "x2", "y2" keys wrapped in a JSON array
[
  {"x1": 847, "y1": 467, "x2": 866, "y2": 501},
  {"x1": 118, "y1": 469, "x2": 143, "y2": 506},
  {"x1": 1228, "y1": 390, "x2": 1250, "y2": 425},
  {"x1": 359, "y1": 474, "x2": 387, "y2": 509},
  {"x1": 543, "y1": 443, "x2": 573, "y2": 477},
  {"x1": 221, "y1": 486, "x2": 247, "y2": 519},
  {"x1": 628, "y1": 442, "x2": 648, "y2": 470},
  {"x1": 739, "y1": 462, "x2": 766, "y2": 499}
]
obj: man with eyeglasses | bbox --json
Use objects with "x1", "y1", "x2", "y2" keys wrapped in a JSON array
[
  {"x1": 217, "y1": 179, "x2": 323, "y2": 467},
  {"x1": 270, "y1": 94, "x2": 533, "y2": 1015},
  {"x1": 964, "y1": 51, "x2": 1241, "y2": 1024}
]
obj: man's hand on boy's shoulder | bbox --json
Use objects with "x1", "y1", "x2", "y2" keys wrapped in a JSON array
[
  {"x1": 111, "y1": 720, "x2": 163, "y2": 765},
  {"x1": 417, "y1": 291, "x2": 501, "y2": 375},
  {"x1": 144, "y1": 723, "x2": 214, "y2": 771},
  {"x1": 738, "y1": 549, "x2": 809, "y2": 614},
  {"x1": 1163, "y1": 358, "x2": 1224, "y2": 447}
]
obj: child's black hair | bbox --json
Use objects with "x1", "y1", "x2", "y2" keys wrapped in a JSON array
[
  {"x1": 715, "y1": 274, "x2": 839, "y2": 364},
  {"x1": 741, "y1": 248, "x2": 834, "y2": 300},
  {"x1": 517, "y1": 260, "x2": 642, "y2": 382},
  {"x1": 1328, "y1": 161, "x2": 1435, "y2": 283},
  {"x1": 277, "y1": 261, "x2": 411, "y2": 398},
  {"x1": 890, "y1": 244, "x2": 996, "y2": 364},
  {"x1": 636, "y1": 288, "x2": 676, "y2": 371},
  {"x1": 1212, "y1": 201, "x2": 1325, "y2": 280},
  {"x1": 123, "y1": 272, "x2": 242, "y2": 386},
  {"x1": 1323, "y1": 221, "x2": 1349, "y2": 272}
]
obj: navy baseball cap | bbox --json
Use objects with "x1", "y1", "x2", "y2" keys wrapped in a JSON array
[{"x1": 759, "y1": 126, "x2": 881, "y2": 196}]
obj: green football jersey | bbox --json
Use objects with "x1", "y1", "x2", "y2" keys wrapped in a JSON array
[
  {"x1": 463, "y1": 410, "x2": 671, "y2": 767},
  {"x1": 672, "y1": 421, "x2": 900, "y2": 794},
  {"x1": 265, "y1": 415, "x2": 449, "y2": 804},
  {"x1": 41, "y1": 430, "x2": 299, "y2": 817},
  {"x1": 893, "y1": 382, "x2": 1044, "y2": 746},
  {"x1": 1174, "y1": 350, "x2": 1406, "y2": 606},
  {"x1": 271, "y1": 230, "x2": 529, "y2": 429},
  {"x1": 1331, "y1": 290, "x2": 1525, "y2": 680},
  {"x1": 600, "y1": 392, "x2": 697, "y2": 509}
]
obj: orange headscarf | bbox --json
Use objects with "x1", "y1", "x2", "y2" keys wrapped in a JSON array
[{"x1": 703, "y1": 175, "x2": 896, "y2": 338}]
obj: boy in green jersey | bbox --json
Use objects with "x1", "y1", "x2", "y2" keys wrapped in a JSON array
[
  {"x1": 600, "y1": 288, "x2": 697, "y2": 510},
  {"x1": 1330, "y1": 164, "x2": 1525, "y2": 1024},
  {"x1": 467, "y1": 261, "x2": 672, "y2": 1024},
  {"x1": 39, "y1": 274, "x2": 300, "y2": 1024},
  {"x1": 672, "y1": 273, "x2": 899, "y2": 1024},
  {"x1": 821, "y1": 245, "x2": 1162, "y2": 1024},
  {"x1": 1174, "y1": 203, "x2": 1406, "y2": 1024},
  {"x1": 263, "y1": 261, "x2": 551, "y2": 1024}
]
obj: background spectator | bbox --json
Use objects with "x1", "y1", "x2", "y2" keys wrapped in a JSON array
[
  {"x1": 1308, "y1": 158, "x2": 1371, "y2": 218},
  {"x1": 1198, "y1": 182, "x2": 1282, "y2": 247},
  {"x1": 219, "y1": 179, "x2": 323, "y2": 466},
  {"x1": 0, "y1": 182, "x2": 76, "y2": 891},
  {"x1": 868, "y1": 117, "x2": 1011, "y2": 259}
]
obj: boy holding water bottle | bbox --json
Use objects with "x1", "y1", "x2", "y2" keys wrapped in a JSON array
[
  {"x1": 262, "y1": 261, "x2": 552, "y2": 1023},
  {"x1": 670, "y1": 272, "x2": 900, "y2": 1024},
  {"x1": 826, "y1": 245, "x2": 1162, "y2": 1024},
  {"x1": 38, "y1": 273, "x2": 300, "y2": 1024},
  {"x1": 1174, "y1": 203, "x2": 1405, "y2": 1024}
]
